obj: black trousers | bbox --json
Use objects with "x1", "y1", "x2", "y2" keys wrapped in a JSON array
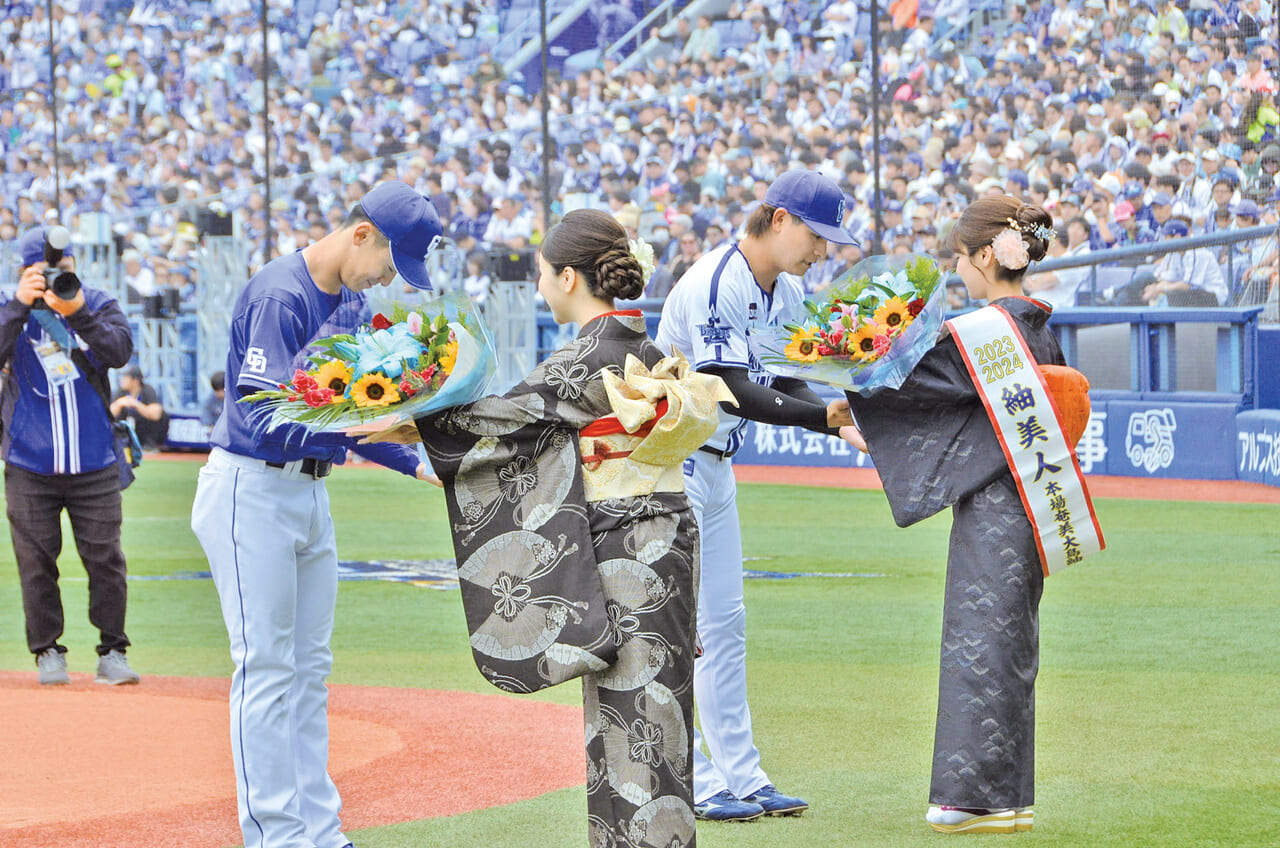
[{"x1": 6, "y1": 464, "x2": 130, "y2": 656}]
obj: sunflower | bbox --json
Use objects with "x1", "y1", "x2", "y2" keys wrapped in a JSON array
[
  {"x1": 873, "y1": 297, "x2": 912, "y2": 333},
  {"x1": 783, "y1": 327, "x2": 821, "y2": 362},
  {"x1": 438, "y1": 337, "x2": 459, "y2": 374},
  {"x1": 312, "y1": 360, "x2": 353, "y2": 396},
  {"x1": 848, "y1": 323, "x2": 887, "y2": 361},
  {"x1": 349, "y1": 372, "x2": 401, "y2": 408}
]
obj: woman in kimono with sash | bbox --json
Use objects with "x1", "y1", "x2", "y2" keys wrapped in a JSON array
[
  {"x1": 845, "y1": 196, "x2": 1094, "y2": 835},
  {"x1": 400, "y1": 209, "x2": 732, "y2": 847}
]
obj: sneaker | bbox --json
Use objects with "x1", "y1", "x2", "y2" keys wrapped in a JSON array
[
  {"x1": 95, "y1": 650, "x2": 140, "y2": 685},
  {"x1": 693, "y1": 790, "x2": 765, "y2": 822},
  {"x1": 741, "y1": 784, "x2": 809, "y2": 816},
  {"x1": 1014, "y1": 807, "x2": 1034, "y2": 831},
  {"x1": 37, "y1": 648, "x2": 70, "y2": 685},
  {"x1": 926, "y1": 806, "x2": 1017, "y2": 834}
]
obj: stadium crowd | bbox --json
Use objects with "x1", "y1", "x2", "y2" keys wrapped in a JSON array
[{"x1": 0, "y1": 0, "x2": 1277, "y2": 310}]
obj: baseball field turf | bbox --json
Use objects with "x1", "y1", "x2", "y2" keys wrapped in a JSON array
[{"x1": 2, "y1": 458, "x2": 1277, "y2": 847}]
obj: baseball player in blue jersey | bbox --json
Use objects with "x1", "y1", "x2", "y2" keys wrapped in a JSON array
[
  {"x1": 655, "y1": 169, "x2": 861, "y2": 822},
  {"x1": 191, "y1": 181, "x2": 442, "y2": 848},
  {"x1": 1, "y1": 226, "x2": 138, "y2": 686}
]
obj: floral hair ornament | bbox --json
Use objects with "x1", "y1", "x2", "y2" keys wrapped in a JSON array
[
  {"x1": 629, "y1": 237, "x2": 656, "y2": 287},
  {"x1": 991, "y1": 226, "x2": 1031, "y2": 270}
]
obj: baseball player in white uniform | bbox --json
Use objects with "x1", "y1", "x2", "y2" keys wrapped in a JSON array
[
  {"x1": 191, "y1": 181, "x2": 442, "y2": 848},
  {"x1": 655, "y1": 169, "x2": 861, "y2": 822}
]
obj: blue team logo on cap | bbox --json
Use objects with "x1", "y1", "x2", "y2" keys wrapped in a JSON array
[{"x1": 836, "y1": 196, "x2": 846, "y2": 226}]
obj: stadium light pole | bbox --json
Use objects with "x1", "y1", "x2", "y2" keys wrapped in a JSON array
[
  {"x1": 540, "y1": 0, "x2": 553, "y2": 232},
  {"x1": 47, "y1": 0, "x2": 60, "y2": 219},
  {"x1": 262, "y1": 0, "x2": 273, "y2": 262},
  {"x1": 869, "y1": 0, "x2": 883, "y2": 255}
]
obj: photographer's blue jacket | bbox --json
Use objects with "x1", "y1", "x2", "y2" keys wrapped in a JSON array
[{"x1": 0, "y1": 289, "x2": 133, "y2": 476}]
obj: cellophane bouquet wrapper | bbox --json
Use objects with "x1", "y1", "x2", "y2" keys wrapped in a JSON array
[
  {"x1": 749, "y1": 253, "x2": 944, "y2": 396},
  {"x1": 242, "y1": 290, "x2": 496, "y2": 433}
]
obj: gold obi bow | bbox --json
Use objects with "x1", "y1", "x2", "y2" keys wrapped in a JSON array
[{"x1": 598, "y1": 350, "x2": 737, "y2": 467}]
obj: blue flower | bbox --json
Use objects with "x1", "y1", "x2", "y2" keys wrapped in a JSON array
[{"x1": 332, "y1": 324, "x2": 423, "y2": 381}]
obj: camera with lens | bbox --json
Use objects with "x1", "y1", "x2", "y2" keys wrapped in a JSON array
[
  {"x1": 42, "y1": 266, "x2": 81, "y2": 300},
  {"x1": 34, "y1": 224, "x2": 81, "y2": 308}
]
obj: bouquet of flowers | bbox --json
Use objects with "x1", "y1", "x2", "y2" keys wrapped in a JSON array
[
  {"x1": 242, "y1": 292, "x2": 495, "y2": 432},
  {"x1": 749, "y1": 254, "x2": 944, "y2": 395}
]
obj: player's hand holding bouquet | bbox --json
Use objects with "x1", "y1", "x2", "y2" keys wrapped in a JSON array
[
  {"x1": 242, "y1": 292, "x2": 496, "y2": 432},
  {"x1": 749, "y1": 253, "x2": 944, "y2": 395}
]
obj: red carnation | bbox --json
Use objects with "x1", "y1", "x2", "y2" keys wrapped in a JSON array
[
  {"x1": 371, "y1": 313, "x2": 392, "y2": 330},
  {"x1": 302, "y1": 387, "x2": 335, "y2": 408},
  {"x1": 907, "y1": 298, "x2": 925, "y2": 317},
  {"x1": 817, "y1": 344, "x2": 837, "y2": 356},
  {"x1": 419, "y1": 364, "x2": 437, "y2": 382},
  {"x1": 292, "y1": 369, "x2": 319, "y2": 392},
  {"x1": 399, "y1": 380, "x2": 415, "y2": 396},
  {"x1": 872, "y1": 334, "x2": 892, "y2": 357}
]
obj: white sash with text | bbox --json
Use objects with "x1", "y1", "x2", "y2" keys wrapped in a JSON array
[{"x1": 947, "y1": 305, "x2": 1105, "y2": 575}]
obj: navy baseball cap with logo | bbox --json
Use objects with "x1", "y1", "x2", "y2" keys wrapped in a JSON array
[
  {"x1": 764, "y1": 169, "x2": 859, "y2": 245},
  {"x1": 359, "y1": 180, "x2": 443, "y2": 290}
]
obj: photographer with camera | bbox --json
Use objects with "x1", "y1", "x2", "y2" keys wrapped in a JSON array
[{"x1": 0, "y1": 226, "x2": 139, "y2": 685}]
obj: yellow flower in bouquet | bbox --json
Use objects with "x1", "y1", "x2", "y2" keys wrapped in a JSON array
[
  {"x1": 873, "y1": 297, "x2": 913, "y2": 333},
  {"x1": 848, "y1": 322, "x2": 891, "y2": 361},
  {"x1": 439, "y1": 337, "x2": 459, "y2": 374},
  {"x1": 350, "y1": 372, "x2": 401, "y2": 408},
  {"x1": 312, "y1": 360, "x2": 353, "y2": 396},
  {"x1": 783, "y1": 327, "x2": 822, "y2": 362}
]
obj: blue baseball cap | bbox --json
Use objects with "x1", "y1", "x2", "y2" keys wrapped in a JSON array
[
  {"x1": 359, "y1": 181, "x2": 443, "y2": 290},
  {"x1": 764, "y1": 169, "x2": 859, "y2": 245},
  {"x1": 1121, "y1": 181, "x2": 1145, "y2": 199},
  {"x1": 18, "y1": 225, "x2": 73, "y2": 269},
  {"x1": 1159, "y1": 219, "x2": 1189, "y2": 238},
  {"x1": 1005, "y1": 168, "x2": 1029, "y2": 188},
  {"x1": 1233, "y1": 199, "x2": 1260, "y2": 218},
  {"x1": 1150, "y1": 192, "x2": 1173, "y2": 207}
]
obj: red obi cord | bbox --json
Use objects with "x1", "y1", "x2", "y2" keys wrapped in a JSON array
[{"x1": 580, "y1": 398, "x2": 670, "y2": 466}]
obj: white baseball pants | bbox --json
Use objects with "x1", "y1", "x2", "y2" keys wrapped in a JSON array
[
  {"x1": 191, "y1": 448, "x2": 348, "y2": 848},
  {"x1": 683, "y1": 451, "x2": 771, "y2": 804}
]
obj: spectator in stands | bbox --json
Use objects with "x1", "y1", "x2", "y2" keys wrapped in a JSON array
[
  {"x1": 120, "y1": 248, "x2": 157, "y2": 303},
  {"x1": 462, "y1": 251, "x2": 493, "y2": 306},
  {"x1": 483, "y1": 196, "x2": 533, "y2": 249},
  {"x1": 1143, "y1": 219, "x2": 1229, "y2": 306},
  {"x1": 669, "y1": 230, "x2": 703, "y2": 285},
  {"x1": 201, "y1": 370, "x2": 226, "y2": 428},
  {"x1": 110, "y1": 364, "x2": 169, "y2": 451},
  {"x1": 682, "y1": 14, "x2": 722, "y2": 62},
  {"x1": 1025, "y1": 217, "x2": 1093, "y2": 307}
]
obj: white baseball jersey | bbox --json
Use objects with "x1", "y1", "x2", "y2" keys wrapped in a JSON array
[{"x1": 655, "y1": 243, "x2": 806, "y2": 455}]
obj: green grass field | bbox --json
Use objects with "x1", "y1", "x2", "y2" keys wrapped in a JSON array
[{"x1": 2, "y1": 460, "x2": 1278, "y2": 847}]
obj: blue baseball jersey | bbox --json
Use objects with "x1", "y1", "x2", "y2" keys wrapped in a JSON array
[
  {"x1": 654, "y1": 243, "x2": 805, "y2": 455},
  {"x1": 0, "y1": 288, "x2": 132, "y2": 476},
  {"x1": 210, "y1": 251, "x2": 418, "y2": 474}
]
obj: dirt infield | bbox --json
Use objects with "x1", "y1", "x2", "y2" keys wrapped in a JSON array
[
  {"x1": 732, "y1": 465, "x2": 1280, "y2": 504},
  {"x1": 0, "y1": 672, "x2": 583, "y2": 848}
]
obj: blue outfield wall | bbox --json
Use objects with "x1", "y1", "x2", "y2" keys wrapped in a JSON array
[
  {"x1": 736, "y1": 395, "x2": 1266, "y2": 485},
  {"x1": 1236, "y1": 410, "x2": 1280, "y2": 488}
]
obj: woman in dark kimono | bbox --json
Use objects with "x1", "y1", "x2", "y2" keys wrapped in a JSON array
[
  {"x1": 846, "y1": 196, "x2": 1080, "y2": 835},
  {"x1": 410, "y1": 209, "x2": 732, "y2": 847}
]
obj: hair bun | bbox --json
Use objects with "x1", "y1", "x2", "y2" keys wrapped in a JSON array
[{"x1": 594, "y1": 244, "x2": 645, "y2": 301}]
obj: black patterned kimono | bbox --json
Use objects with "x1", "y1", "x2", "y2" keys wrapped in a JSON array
[
  {"x1": 419, "y1": 312, "x2": 728, "y2": 848},
  {"x1": 846, "y1": 297, "x2": 1067, "y2": 811}
]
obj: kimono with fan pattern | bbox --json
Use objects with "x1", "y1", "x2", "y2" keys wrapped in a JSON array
[{"x1": 419, "y1": 312, "x2": 700, "y2": 848}]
